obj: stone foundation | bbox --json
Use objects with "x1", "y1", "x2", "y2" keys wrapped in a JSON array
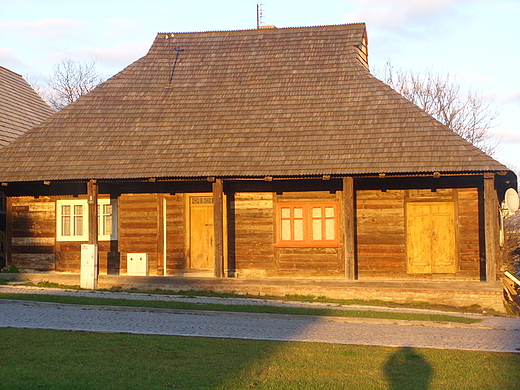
[{"x1": 0, "y1": 273, "x2": 506, "y2": 312}]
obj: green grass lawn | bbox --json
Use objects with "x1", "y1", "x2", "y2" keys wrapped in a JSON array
[
  {"x1": 0, "y1": 328, "x2": 518, "y2": 390},
  {"x1": 0, "y1": 291, "x2": 480, "y2": 324}
]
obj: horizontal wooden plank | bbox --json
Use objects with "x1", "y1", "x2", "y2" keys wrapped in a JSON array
[
  {"x1": 357, "y1": 190, "x2": 404, "y2": 200},
  {"x1": 277, "y1": 247, "x2": 340, "y2": 254},
  {"x1": 459, "y1": 263, "x2": 479, "y2": 271},
  {"x1": 235, "y1": 192, "x2": 274, "y2": 200},
  {"x1": 357, "y1": 244, "x2": 404, "y2": 254},
  {"x1": 12, "y1": 245, "x2": 54, "y2": 254},
  {"x1": 409, "y1": 188, "x2": 453, "y2": 200},
  {"x1": 235, "y1": 259, "x2": 276, "y2": 268},
  {"x1": 12, "y1": 253, "x2": 55, "y2": 266},
  {"x1": 233, "y1": 200, "x2": 274, "y2": 210},
  {"x1": 235, "y1": 218, "x2": 274, "y2": 226},
  {"x1": 12, "y1": 237, "x2": 55, "y2": 246},
  {"x1": 277, "y1": 191, "x2": 338, "y2": 201}
]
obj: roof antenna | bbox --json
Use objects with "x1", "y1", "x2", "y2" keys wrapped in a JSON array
[
  {"x1": 169, "y1": 46, "x2": 184, "y2": 84},
  {"x1": 257, "y1": 3, "x2": 263, "y2": 29}
]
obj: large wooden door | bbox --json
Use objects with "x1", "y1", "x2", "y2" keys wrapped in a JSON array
[
  {"x1": 189, "y1": 196, "x2": 214, "y2": 270},
  {"x1": 407, "y1": 202, "x2": 456, "y2": 274}
]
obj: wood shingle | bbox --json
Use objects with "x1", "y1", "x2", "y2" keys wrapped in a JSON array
[
  {"x1": 0, "y1": 66, "x2": 53, "y2": 148},
  {"x1": 0, "y1": 24, "x2": 509, "y2": 182}
]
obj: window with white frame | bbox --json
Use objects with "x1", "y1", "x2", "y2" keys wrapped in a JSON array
[
  {"x1": 56, "y1": 199, "x2": 117, "y2": 241},
  {"x1": 98, "y1": 199, "x2": 117, "y2": 241}
]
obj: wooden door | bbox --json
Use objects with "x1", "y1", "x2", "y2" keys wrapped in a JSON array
[
  {"x1": 189, "y1": 196, "x2": 214, "y2": 270},
  {"x1": 407, "y1": 202, "x2": 456, "y2": 274}
]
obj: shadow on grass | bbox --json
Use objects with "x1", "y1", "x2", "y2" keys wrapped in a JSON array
[{"x1": 384, "y1": 347, "x2": 432, "y2": 390}]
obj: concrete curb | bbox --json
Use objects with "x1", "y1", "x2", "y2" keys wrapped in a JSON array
[{"x1": 0, "y1": 298, "x2": 495, "y2": 330}]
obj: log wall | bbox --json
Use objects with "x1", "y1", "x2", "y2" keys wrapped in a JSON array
[
  {"x1": 9, "y1": 195, "x2": 118, "y2": 273},
  {"x1": 356, "y1": 188, "x2": 481, "y2": 280},
  {"x1": 231, "y1": 192, "x2": 275, "y2": 277},
  {"x1": 10, "y1": 196, "x2": 55, "y2": 271},
  {"x1": 164, "y1": 193, "x2": 185, "y2": 274},
  {"x1": 357, "y1": 190, "x2": 406, "y2": 275},
  {"x1": 7, "y1": 183, "x2": 483, "y2": 281},
  {"x1": 118, "y1": 193, "x2": 159, "y2": 275},
  {"x1": 457, "y1": 188, "x2": 481, "y2": 271},
  {"x1": 231, "y1": 191, "x2": 344, "y2": 278},
  {"x1": 274, "y1": 191, "x2": 343, "y2": 277}
]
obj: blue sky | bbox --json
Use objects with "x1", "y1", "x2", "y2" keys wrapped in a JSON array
[{"x1": 1, "y1": 0, "x2": 519, "y2": 172}]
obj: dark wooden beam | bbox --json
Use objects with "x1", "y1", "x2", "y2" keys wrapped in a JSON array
[
  {"x1": 87, "y1": 180, "x2": 98, "y2": 245},
  {"x1": 213, "y1": 178, "x2": 225, "y2": 278},
  {"x1": 483, "y1": 173, "x2": 498, "y2": 282},
  {"x1": 5, "y1": 196, "x2": 12, "y2": 268},
  {"x1": 343, "y1": 176, "x2": 356, "y2": 280}
]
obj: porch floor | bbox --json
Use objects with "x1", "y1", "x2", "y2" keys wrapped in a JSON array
[{"x1": 1, "y1": 272, "x2": 507, "y2": 312}]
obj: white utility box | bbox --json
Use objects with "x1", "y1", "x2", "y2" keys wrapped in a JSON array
[
  {"x1": 127, "y1": 253, "x2": 148, "y2": 276},
  {"x1": 81, "y1": 244, "x2": 98, "y2": 289}
]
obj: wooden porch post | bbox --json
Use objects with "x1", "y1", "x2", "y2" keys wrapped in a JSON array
[
  {"x1": 213, "y1": 178, "x2": 225, "y2": 278},
  {"x1": 483, "y1": 173, "x2": 498, "y2": 282},
  {"x1": 87, "y1": 180, "x2": 99, "y2": 245},
  {"x1": 343, "y1": 176, "x2": 356, "y2": 280},
  {"x1": 5, "y1": 195, "x2": 12, "y2": 268}
]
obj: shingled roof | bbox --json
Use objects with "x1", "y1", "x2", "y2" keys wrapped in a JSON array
[
  {"x1": 0, "y1": 23, "x2": 509, "y2": 182},
  {"x1": 0, "y1": 66, "x2": 53, "y2": 149}
]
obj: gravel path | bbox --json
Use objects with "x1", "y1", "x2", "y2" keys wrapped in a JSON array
[{"x1": 1, "y1": 285, "x2": 520, "y2": 353}]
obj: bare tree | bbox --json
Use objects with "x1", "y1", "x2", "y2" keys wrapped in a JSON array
[
  {"x1": 44, "y1": 59, "x2": 105, "y2": 111},
  {"x1": 379, "y1": 62, "x2": 500, "y2": 155}
]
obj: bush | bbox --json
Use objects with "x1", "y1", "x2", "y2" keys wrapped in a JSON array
[{"x1": 1, "y1": 265, "x2": 20, "y2": 273}]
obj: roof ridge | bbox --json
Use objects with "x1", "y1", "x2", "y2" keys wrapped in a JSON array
[{"x1": 157, "y1": 22, "x2": 366, "y2": 36}]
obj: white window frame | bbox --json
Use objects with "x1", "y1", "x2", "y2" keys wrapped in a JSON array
[
  {"x1": 56, "y1": 199, "x2": 117, "y2": 242},
  {"x1": 56, "y1": 200, "x2": 87, "y2": 241},
  {"x1": 98, "y1": 198, "x2": 117, "y2": 241}
]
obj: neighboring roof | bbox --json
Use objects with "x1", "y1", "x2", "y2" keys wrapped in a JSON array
[
  {"x1": 0, "y1": 24, "x2": 510, "y2": 182},
  {"x1": 0, "y1": 66, "x2": 54, "y2": 149}
]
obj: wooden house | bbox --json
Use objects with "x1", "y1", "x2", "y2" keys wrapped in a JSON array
[
  {"x1": 0, "y1": 66, "x2": 54, "y2": 268},
  {"x1": 0, "y1": 24, "x2": 516, "y2": 305}
]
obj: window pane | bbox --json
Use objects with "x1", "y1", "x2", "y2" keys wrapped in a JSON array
[
  {"x1": 293, "y1": 207, "x2": 303, "y2": 219},
  {"x1": 61, "y1": 205, "x2": 71, "y2": 236},
  {"x1": 61, "y1": 216, "x2": 71, "y2": 236},
  {"x1": 103, "y1": 204, "x2": 112, "y2": 215},
  {"x1": 325, "y1": 219, "x2": 335, "y2": 240},
  {"x1": 312, "y1": 207, "x2": 322, "y2": 218},
  {"x1": 325, "y1": 207, "x2": 334, "y2": 218},
  {"x1": 294, "y1": 219, "x2": 304, "y2": 240},
  {"x1": 104, "y1": 215, "x2": 113, "y2": 236},
  {"x1": 312, "y1": 219, "x2": 322, "y2": 240},
  {"x1": 99, "y1": 204, "x2": 113, "y2": 236},
  {"x1": 74, "y1": 205, "x2": 83, "y2": 216},
  {"x1": 281, "y1": 219, "x2": 291, "y2": 241},
  {"x1": 281, "y1": 208, "x2": 291, "y2": 219},
  {"x1": 62, "y1": 205, "x2": 70, "y2": 216},
  {"x1": 74, "y1": 215, "x2": 83, "y2": 236},
  {"x1": 73, "y1": 205, "x2": 83, "y2": 236}
]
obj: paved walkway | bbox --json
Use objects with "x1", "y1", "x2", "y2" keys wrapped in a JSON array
[{"x1": 1, "y1": 286, "x2": 520, "y2": 353}]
